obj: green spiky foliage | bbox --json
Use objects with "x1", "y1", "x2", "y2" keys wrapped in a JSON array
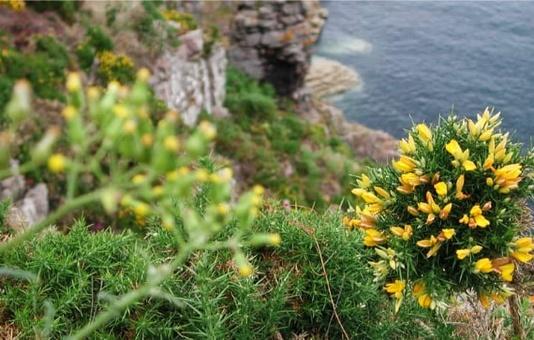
[
  {"x1": 0, "y1": 208, "x2": 455, "y2": 339},
  {"x1": 345, "y1": 109, "x2": 534, "y2": 311}
]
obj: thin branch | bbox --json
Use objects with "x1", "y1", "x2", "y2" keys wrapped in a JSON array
[{"x1": 312, "y1": 233, "x2": 350, "y2": 340}]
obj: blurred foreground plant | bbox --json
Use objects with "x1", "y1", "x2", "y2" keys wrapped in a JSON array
[
  {"x1": 345, "y1": 108, "x2": 533, "y2": 316},
  {"x1": 0, "y1": 71, "x2": 279, "y2": 339}
]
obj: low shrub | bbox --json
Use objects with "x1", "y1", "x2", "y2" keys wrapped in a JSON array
[
  {"x1": 26, "y1": 0, "x2": 80, "y2": 23},
  {"x1": 0, "y1": 34, "x2": 69, "y2": 104},
  {"x1": 96, "y1": 51, "x2": 135, "y2": 84},
  {"x1": 346, "y1": 109, "x2": 534, "y2": 314},
  {"x1": 0, "y1": 208, "x2": 455, "y2": 339},
  {"x1": 217, "y1": 68, "x2": 361, "y2": 209},
  {"x1": 75, "y1": 26, "x2": 114, "y2": 71}
]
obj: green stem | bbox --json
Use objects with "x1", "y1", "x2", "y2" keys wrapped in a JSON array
[
  {"x1": 67, "y1": 244, "x2": 194, "y2": 340},
  {"x1": 0, "y1": 162, "x2": 35, "y2": 181},
  {"x1": 66, "y1": 162, "x2": 80, "y2": 200},
  {"x1": 0, "y1": 190, "x2": 102, "y2": 254}
]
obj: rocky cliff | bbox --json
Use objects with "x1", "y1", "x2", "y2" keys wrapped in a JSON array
[
  {"x1": 228, "y1": 0, "x2": 327, "y2": 99},
  {"x1": 151, "y1": 29, "x2": 227, "y2": 126}
]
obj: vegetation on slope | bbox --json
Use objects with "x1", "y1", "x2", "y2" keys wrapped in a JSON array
[{"x1": 210, "y1": 67, "x2": 361, "y2": 209}]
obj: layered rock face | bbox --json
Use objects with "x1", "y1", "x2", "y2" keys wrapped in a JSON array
[
  {"x1": 1, "y1": 172, "x2": 49, "y2": 232},
  {"x1": 228, "y1": 0, "x2": 327, "y2": 98},
  {"x1": 151, "y1": 29, "x2": 227, "y2": 126}
]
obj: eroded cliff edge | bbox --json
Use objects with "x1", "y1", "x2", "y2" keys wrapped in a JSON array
[{"x1": 227, "y1": 0, "x2": 397, "y2": 164}]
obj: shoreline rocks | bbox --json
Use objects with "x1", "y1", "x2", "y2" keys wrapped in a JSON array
[
  {"x1": 305, "y1": 56, "x2": 361, "y2": 98},
  {"x1": 306, "y1": 99, "x2": 398, "y2": 164}
]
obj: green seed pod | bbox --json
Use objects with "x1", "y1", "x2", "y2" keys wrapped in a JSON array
[
  {"x1": 31, "y1": 126, "x2": 60, "y2": 165},
  {"x1": 5, "y1": 80, "x2": 31, "y2": 128}
]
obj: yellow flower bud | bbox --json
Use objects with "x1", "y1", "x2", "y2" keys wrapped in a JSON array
[
  {"x1": 137, "y1": 68, "x2": 151, "y2": 82},
  {"x1": 198, "y1": 121, "x2": 216, "y2": 140},
  {"x1": 163, "y1": 136, "x2": 180, "y2": 152},
  {"x1": 47, "y1": 153, "x2": 67, "y2": 173},
  {"x1": 62, "y1": 106, "x2": 77, "y2": 121},
  {"x1": 113, "y1": 104, "x2": 129, "y2": 118},
  {"x1": 141, "y1": 133, "x2": 154, "y2": 146},
  {"x1": 66, "y1": 72, "x2": 81, "y2": 92},
  {"x1": 134, "y1": 202, "x2": 150, "y2": 217},
  {"x1": 123, "y1": 119, "x2": 137, "y2": 134},
  {"x1": 239, "y1": 264, "x2": 253, "y2": 277}
]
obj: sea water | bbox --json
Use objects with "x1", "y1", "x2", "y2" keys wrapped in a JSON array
[{"x1": 316, "y1": 1, "x2": 534, "y2": 145}]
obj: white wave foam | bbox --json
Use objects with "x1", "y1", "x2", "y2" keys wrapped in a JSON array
[{"x1": 320, "y1": 36, "x2": 373, "y2": 55}]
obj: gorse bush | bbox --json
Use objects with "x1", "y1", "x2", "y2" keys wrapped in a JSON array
[
  {"x1": 0, "y1": 71, "x2": 278, "y2": 338},
  {"x1": 0, "y1": 208, "x2": 455, "y2": 339},
  {"x1": 96, "y1": 51, "x2": 135, "y2": 84},
  {"x1": 76, "y1": 26, "x2": 114, "y2": 71},
  {"x1": 0, "y1": 34, "x2": 70, "y2": 104},
  {"x1": 224, "y1": 67, "x2": 277, "y2": 121},
  {"x1": 345, "y1": 108, "x2": 534, "y2": 312}
]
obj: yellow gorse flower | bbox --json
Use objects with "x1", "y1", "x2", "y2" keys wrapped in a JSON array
[
  {"x1": 491, "y1": 163, "x2": 522, "y2": 194},
  {"x1": 445, "y1": 139, "x2": 476, "y2": 171},
  {"x1": 399, "y1": 134, "x2": 416, "y2": 154},
  {"x1": 417, "y1": 191, "x2": 452, "y2": 224},
  {"x1": 496, "y1": 262, "x2": 514, "y2": 282},
  {"x1": 47, "y1": 153, "x2": 67, "y2": 173},
  {"x1": 467, "y1": 107, "x2": 500, "y2": 141},
  {"x1": 412, "y1": 282, "x2": 434, "y2": 309},
  {"x1": 384, "y1": 279, "x2": 405, "y2": 299},
  {"x1": 456, "y1": 245, "x2": 482, "y2": 260},
  {"x1": 510, "y1": 237, "x2": 534, "y2": 263},
  {"x1": 416, "y1": 229, "x2": 455, "y2": 257},
  {"x1": 433, "y1": 181, "x2": 448, "y2": 197},
  {"x1": 397, "y1": 172, "x2": 428, "y2": 194},
  {"x1": 356, "y1": 174, "x2": 371, "y2": 188},
  {"x1": 474, "y1": 258, "x2": 493, "y2": 273},
  {"x1": 459, "y1": 204, "x2": 490, "y2": 228},
  {"x1": 363, "y1": 229, "x2": 386, "y2": 247},
  {"x1": 416, "y1": 123, "x2": 432, "y2": 150},
  {"x1": 390, "y1": 224, "x2": 413, "y2": 240},
  {"x1": 455, "y1": 174, "x2": 469, "y2": 200},
  {"x1": 393, "y1": 155, "x2": 418, "y2": 173}
]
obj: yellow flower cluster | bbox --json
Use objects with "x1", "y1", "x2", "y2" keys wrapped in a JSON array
[
  {"x1": 161, "y1": 10, "x2": 198, "y2": 34},
  {"x1": 97, "y1": 51, "x2": 135, "y2": 83},
  {"x1": 0, "y1": 0, "x2": 25, "y2": 11},
  {"x1": 345, "y1": 108, "x2": 533, "y2": 311}
]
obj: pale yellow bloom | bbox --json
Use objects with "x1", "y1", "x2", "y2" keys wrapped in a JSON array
[
  {"x1": 399, "y1": 134, "x2": 416, "y2": 154},
  {"x1": 356, "y1": 174, "x2": 371, "y2": 188},
  {"x1": 434, "y1": 181, "x2": 448, "y2": 197},
  {"x1": 455, "y1": 174, "x2": 469, "y2": 200},
  {"x1": 474, "y1": 258, "x2": 493, "y2": 273},
  {"x1": 416, "y1": 123, "x2": 432, "y2": 149},
  {"x1": 390, "y1": 224, "x2": 413, "y2": 240},
  {"x1": 393, "y1": 155, "x2": 417, "y2": 173},
  {"x1": 384, "y1": 279, "x2": 405, "y2": 299},
  {"x1": 459, "y1": 204, "x2": 490, "y2": 228},
  {"x1": 456, "y1": 245, "x2": 482, "y2": 260},
  {"x1": 445, "y1": 139, "x2": 476, "y2": 171},
  {"x1": 510, "y1": 237, "x2": 534, "y2": 263},
  {"x1": 363, "y1": 229, "x2": 386, "y2": 247}
]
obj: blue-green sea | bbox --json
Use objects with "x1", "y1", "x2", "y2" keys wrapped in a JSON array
[{"x1": 316, "y1": 1, "x2": 534, "y2": 145}]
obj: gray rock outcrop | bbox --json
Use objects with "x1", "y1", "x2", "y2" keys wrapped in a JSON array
[
  {"x1": 1, "y1": 174, "x2": 49, "y2": 232},
  {"x1": 228, "y1": 0, "x2": 328, "y2": 98},
  {"x1": 151, "y1": 29, "x2": 227, "y2": 126}
]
